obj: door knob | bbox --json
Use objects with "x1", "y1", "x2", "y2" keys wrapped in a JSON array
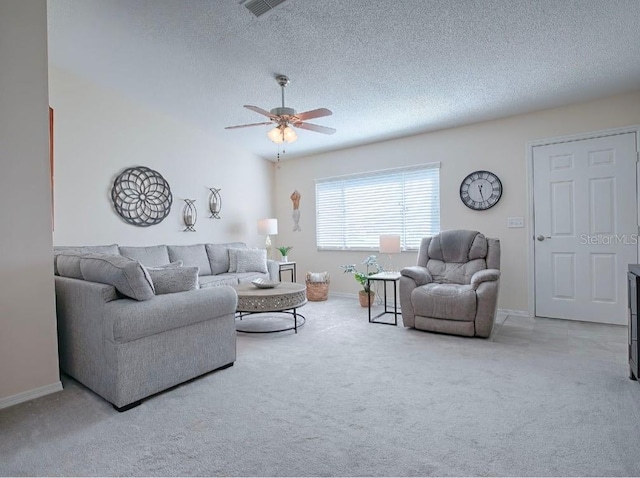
[{"x1": 536, "y1": 235, "x2": 551, "y2": 241}]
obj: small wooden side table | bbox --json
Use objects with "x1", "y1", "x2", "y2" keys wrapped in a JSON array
[
  {"x1": 366, "y1": 272, "x2": 401, "y2": 326},
  {"x1": 279, "y1": 261, "x2": 297, "y2": 282}
]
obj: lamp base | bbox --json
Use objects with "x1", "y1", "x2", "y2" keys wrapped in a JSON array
[
  {"x1": 383, "y1": 254, "x2": 396, "y2": 273},
  {"x1": 265, "y1": 235, "x2": 273, "y2": 260}
]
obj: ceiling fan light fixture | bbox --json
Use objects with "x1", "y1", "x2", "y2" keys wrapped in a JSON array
[
  {"x1": 268, "y1": 125, "x2": 297, "y2": 144},
  {"x1": 267, "y1": 126, "x2": 285, "y2": 144},
  {"x1": 283, "y1": 126, "x2": 297, "y2": 143}
]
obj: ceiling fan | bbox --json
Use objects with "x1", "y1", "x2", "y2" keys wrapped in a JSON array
[{"x1": 225, "y1": 75, "x2": 336, "y2": 144}]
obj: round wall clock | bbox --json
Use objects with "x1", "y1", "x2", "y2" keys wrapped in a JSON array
[{"x1": 460, "y1": 170, "x2": 502, "y2": 210}]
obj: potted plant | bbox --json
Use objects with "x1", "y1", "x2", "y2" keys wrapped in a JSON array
[
  {"x1": 341, "y1": 255, "x2": 382, "y2": 307},
  {"x1": 277, "y1": 246, "x2": 293, "y2": 262}
]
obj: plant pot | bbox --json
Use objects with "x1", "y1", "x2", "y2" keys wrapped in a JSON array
[
  {"x1": 281, "y1": 256, "x2": 288, "y2": 262},
  {"x1": 358, "y1": 290, "x2": 375, "y2": 308}
]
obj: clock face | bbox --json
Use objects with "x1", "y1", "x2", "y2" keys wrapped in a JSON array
[{"x1": 460, "y1": 170, "x2": 502, "y2": 210}]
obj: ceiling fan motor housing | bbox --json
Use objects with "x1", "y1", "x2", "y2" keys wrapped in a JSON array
[{"x1": 270, "y1": 106, "x2": 296, "y2": 117}]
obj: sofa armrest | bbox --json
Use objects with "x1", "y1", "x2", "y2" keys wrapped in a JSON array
[
  {"x1": 475, "y1": 280, "x2": 500, "y2": 338},
  {"x1": 401, "y1": 266, "x2": 433, "y2": 286},
  {"x1": 55, "y1": 277, "x2": 120, "y2": 378},
  {"x1": 104, "y1": 286, "x2": 238, "y2": 343},
  {"x1": 470, "y1": 269, "x2": 501, "y2": 290},
  {"x1": 267, "y1": 260, "x2": 279, "y2": 282}
]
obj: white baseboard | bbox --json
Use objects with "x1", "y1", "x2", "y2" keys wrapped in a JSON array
[
  {"x1": 497, "y1": 308, "x2": 531, "y2": 318},
  {"x1": 0, "y1": 381, "x2": 63, "y2": 410}
]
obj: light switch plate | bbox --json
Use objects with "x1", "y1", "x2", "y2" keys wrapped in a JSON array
[{"x1": 507, "y1": 217, "x2": 524, "y2": 228}]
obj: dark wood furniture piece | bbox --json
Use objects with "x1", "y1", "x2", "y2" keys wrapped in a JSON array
[{"x1": 628, "y1": 265, "x2": 640, "y2": 380}]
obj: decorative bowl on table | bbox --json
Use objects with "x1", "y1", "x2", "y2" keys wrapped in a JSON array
[{"x1": 251, "y1": 278, "x2": 280, "y2": 289}]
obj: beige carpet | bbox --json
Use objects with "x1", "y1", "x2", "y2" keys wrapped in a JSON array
[{"x1": 0, "y1": 295, "x2": 638, "y2": 476}]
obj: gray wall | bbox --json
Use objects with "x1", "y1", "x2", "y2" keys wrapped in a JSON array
[{"x1": 0, "y1": 0, "x2": 60, "y2": 404}]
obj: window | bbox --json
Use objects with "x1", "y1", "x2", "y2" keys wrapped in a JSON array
[{"x1": 315, "y1": 163, "x2": 440, "y2": 251}]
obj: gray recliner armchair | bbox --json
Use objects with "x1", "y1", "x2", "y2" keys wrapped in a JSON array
[{"x1": 400, "y1": 230, "x2": 500, "y2": 338}]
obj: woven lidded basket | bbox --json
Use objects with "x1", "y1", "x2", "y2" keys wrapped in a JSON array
[{"x1": 306, "y1": 271, "x2": 330, "y2": 301}]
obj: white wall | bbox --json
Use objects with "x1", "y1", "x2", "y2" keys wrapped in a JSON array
[
  {"x1": 49, "y1": 66, "x2": 274, "y2": 248},
  {"x1": 275, "y1": 91, "x2": 640, "y2": 312},
  {"x1": 0, "y1": 0, "x2": 61, "y2": 405}
]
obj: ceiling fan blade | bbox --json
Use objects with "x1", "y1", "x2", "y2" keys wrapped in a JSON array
[
  {"x1": 294, "y1": 122, "x2": 336, "y2": 135},
  {"x1": 225, "y1": 121, "x2": 273, "y2": 130},
  {"x1": 244, "y1": 105, "x2": 277, "y2": 119},
  {"x1": 294, "y1": 108, "x2": 333, "y2": 121}
]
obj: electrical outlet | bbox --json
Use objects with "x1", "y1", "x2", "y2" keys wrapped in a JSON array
[{"x1": 507, "y1": 217, "x2": 524, "y2": 228}]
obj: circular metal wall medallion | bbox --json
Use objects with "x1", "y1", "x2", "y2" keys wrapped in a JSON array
[{"x1": 111, "y1": 166, "x2": 172, "y2": 227}]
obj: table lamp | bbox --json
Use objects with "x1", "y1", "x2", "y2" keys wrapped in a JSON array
[
  {"x1": 379, "y1": 234, "x2": 401, "y2": 272},
  {"x1": 258, "y1": 218, "x2": 278, "y2": 259}
]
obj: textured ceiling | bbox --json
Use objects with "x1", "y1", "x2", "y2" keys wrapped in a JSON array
[{"x1": 47, "y1": 0, "x2": 640, "y2": 161}]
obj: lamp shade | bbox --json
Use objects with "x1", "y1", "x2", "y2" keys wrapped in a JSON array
[
  {"x1": 258, "y1": 218, "x2": 278, "y2": 235},
  {"x1": 379, "y1": 234, "x2": 401, "y2": 254}
]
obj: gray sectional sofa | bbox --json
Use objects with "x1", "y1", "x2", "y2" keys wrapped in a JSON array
[{"x1": 54, "y1": 242, "x2": 279, "y2": 411}]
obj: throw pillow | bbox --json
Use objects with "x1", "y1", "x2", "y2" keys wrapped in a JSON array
[
  {"x1": 227, "y1": 248, "x2": 245, "y2": 273},
  {"x1": 55, "y1": 251, "x2": 86, "y2": 279},
  {"x1": 80, "y1": 253, "x2": 155, "y2": 301},
  {"x1": 307, "y1": 271, "x2": 330, "y2": 283},
  {"x1": 235, "y1": 249, "x2": 268, "y2": 274},
  {"x1": 147, "y1": 266, "x2": 199, "y2": 295},
  {"x1": 54, "y1": 245, "x2": 119, "y2": 275},
  {"x1": 206, "y1": 243, "x2": 247, "y2": 275}
]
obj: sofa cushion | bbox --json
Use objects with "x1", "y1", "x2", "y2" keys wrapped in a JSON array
[
  {"x1": 106, "y1": 287, "x2": 238, "y2": 344},
  {"x1": 147, "y1": 266, "x2": 199, "y2": 295},
  {"x1": 54, "y1": 244, "x2": 119, "y2": 255},
  {"x1": 412, "y1": 283, "x2": 476, "y2": 321},
  {"x1": 80, "y1": 253, "x2": 155, "y2": 301},
  {"x1": 229, "y1": 248, "x2": 268, "y2": 274},
  {"x1": 199, "y1": 275, "x2": 238, "y2": 288},
  {"x1": 167, "y1": 244, "x2": 212, "y2": 276},
  {"x1": 152, "y1": 261, "x2": 183, "y2": 269},
  {"x1": 426, "y1": 258, "x2": 487, "y2": 285},
  {"x1": 54, "y1": 244, "x2": 119, "y2": 275},
  {"x1": 205, "y1": 242, "x2": 247, "y2": 275},
  {"x1": 119, "y1": 245, "x2": 170, "y2": 268},
  {"x1": 56, "y1": 252, "x2": 86, "y2": 279}
]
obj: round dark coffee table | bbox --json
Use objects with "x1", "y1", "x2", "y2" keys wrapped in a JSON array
[{"x1": 233, "y1": 282, "x2": 307, "y2": 333}]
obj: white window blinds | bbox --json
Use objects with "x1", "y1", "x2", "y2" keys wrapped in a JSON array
[{"x1": 315, "y1": 163, "x2": 440, "y2": 251}]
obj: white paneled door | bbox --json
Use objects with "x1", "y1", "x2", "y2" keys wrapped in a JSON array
[{"x1": 533, "y1": 132, "x2": 638, "y2": 324}]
